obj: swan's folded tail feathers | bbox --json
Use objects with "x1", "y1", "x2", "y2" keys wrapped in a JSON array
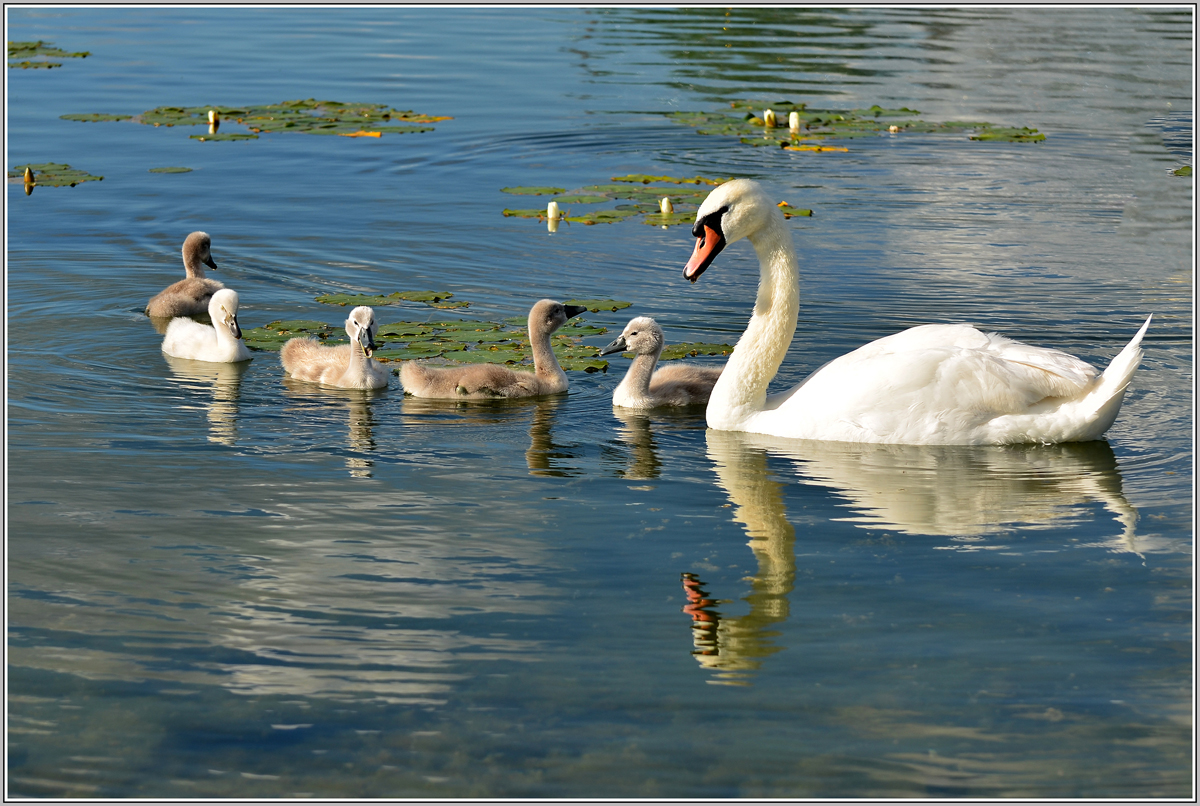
[{"x1": 1098, "y1": 314, "x2": 1152, "y2": 394}]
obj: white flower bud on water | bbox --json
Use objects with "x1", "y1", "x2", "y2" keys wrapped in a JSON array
[
  {"x1": 789, "y1": 111, "x2": 800, "y2": 131},
  {"x1": 660, "y1": 197, "x2": 673, "y2": 214},
  {"x1": 763, "y1": 109, "x2": 776, "y2": 128},
  {"x1": 546, "y1": 201, "x2": 560, "y2": 233}
]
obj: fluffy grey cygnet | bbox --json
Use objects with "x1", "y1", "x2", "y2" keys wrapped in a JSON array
[
  {"x1": 600, "y1": 316, "x2": 723, "y2": 408},
  {"x1": 146, "y1": 232, "x2": 225, "y2": 318},
  {"x1": 280, "y1": 306, "x2": 389, "y2": 390},
  {"x1": 400, "y1": 299, "x2": 587, "y2": 399}
]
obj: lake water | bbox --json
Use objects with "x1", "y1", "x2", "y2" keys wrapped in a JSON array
[{"x1": 6, "y1": 7, "x2": 1193, "y2": 799}]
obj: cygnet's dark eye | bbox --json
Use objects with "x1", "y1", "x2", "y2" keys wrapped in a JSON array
[{"x1": 630, "y1": 331, "x2": 638, "y2": 336}]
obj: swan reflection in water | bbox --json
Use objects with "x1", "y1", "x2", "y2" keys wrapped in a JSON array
[
  {"x1": 686, "y1": 430, "x2": 1143, "y2": 684},
  {"x1": 163, "y1": 354, "x2": 249, "y2": 446},
  {"x1": 282, "y1": 377, "x2": 384, "y2": 478},
  {"x1": 610, "y1": 409, "x2": 663, "y2": 480}
]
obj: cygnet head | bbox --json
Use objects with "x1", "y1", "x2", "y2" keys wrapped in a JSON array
[
  {"x1": 599, "y1": 316, "x2": 663, "y2": 358},
  {"x1": 684, "y1": 178, "x2": 780, "y2": 283},
  {"x1": 345, "y1": 306, "x2": 379, "y2": 356},
  {"x1": 184, "y1": 231, "x2": 218, "y2": 271},
  {"x1": 529, "y1": 299, "x2": 588, "y2": 336},
  {"x1": 208, "y1": 288, "x2": 243, "y2": 340}
]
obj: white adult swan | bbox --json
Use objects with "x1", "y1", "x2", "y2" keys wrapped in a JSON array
[
  {"x1": 280, "y1": 306, "x2": 389, "y2": 389},
  {"x1": 684, "y1": 178, "x2": 1151, "y2": 445},
  {"x1": 161, "y1": 288, "x2": 251, "y2": 363},
  {"x1": 146, "y1": 232, "x2": 225, "y2": 318},
  {"x1": 599, "y1": 316, "x2": 723, "y2": 408}
]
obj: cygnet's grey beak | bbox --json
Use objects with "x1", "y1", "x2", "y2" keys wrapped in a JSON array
[
  {"x1": 227, "y1": 315, "x2": 242, "y2": 340},
  {"x1": 203, "y1": 253, "x2": 218, "y2": 270},
  {"x1": 599, "y1": 335, "x2": 628, "y2": 357},
  {"x1": 564, "y1": 304, "x2": 588, "y2": 319},
  {"x1": 358, "y1": 327, "x2": 377, "y2": 357}
]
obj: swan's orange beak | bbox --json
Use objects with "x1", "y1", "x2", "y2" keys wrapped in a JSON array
[{"x1": 684, "y1": 224, "x2": 725, "y2": 283}]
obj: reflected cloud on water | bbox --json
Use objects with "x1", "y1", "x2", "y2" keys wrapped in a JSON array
[{"x1": 162, "y1": 354, "x2": 249, "y2": 447}]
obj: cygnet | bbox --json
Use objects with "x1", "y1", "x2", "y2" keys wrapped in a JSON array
[
  {"x1": 400, "y1": 299, "x2": 587, "y2": 399},
  {"x1": 280, "y1": 306, "x2": 389, "y2": 390},
  {"x1": 600, "y1": 316, "x2": 723, "y2": 408},
  {"x1": 161, "y1": 288, "x2": 251, "y2": 363},
  {"x1": 146, "y1": 232, "x2": 225, "y2": 318}
]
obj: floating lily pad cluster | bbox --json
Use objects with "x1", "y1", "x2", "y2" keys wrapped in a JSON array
[
  {"x1": 502, "y1": 174, "x2": 812, "y2": 224},
  {"x1": 8, "y1": 162, "x2": 102, "y2": 188},
  {"x1": 61, "y1": 98, "x2": 452, "y2": 140},
  {"x1": 8, "y1": 40, "x2": 89, "y2": 69},
  {"x1": 669, "y1": 101, "x2": 1045, "y2": 147},
  {"x1": 242, "y1": 316, "x2": 618, "y2": 372},
  {"x1": 314, "y1": 290, "x2": 468, "y2": 310}
]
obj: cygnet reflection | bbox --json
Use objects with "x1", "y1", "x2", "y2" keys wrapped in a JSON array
[
  {"x1": 525, "y1": 395, "x2": 581, "y2": 477},
  {"x1": 282, "y1": 377, "x2": 382, "y2": 478},
  {"x1": 610, "y1": 409, "x2": 662, "y2": 480},
  {"x1": 163, "y1": 354, "x2": 249, "y2": 446},
  {"x1": 727, "y1": 431, "x2": 1140, "y2": 552},
  {"x1": 680, "y1": 429, "x2": 797, "y2": 685}
]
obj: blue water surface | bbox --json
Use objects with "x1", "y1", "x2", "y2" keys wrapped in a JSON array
[{"x1": 5, "y1": 6, "x2": 1193, "y2": 798}]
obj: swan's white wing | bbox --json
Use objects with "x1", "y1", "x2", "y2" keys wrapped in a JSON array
[{"x1": 764, "y1": 325, "x2": 1099, "y2": 442}]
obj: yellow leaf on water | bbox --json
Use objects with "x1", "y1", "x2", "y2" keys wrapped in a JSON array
[{"x1": 338, "y1": 131, "x2": 383, "y2": 138}]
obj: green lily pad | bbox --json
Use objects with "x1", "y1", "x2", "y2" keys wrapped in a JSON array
[
  {"x1": 61, "y1": 113, "x2": 132, "y2": 122},
  {"x1": 315, "y1": 290, "x2": 459, "y2": 307},
  {"x1": 148, "y1": 166, "x2": 193, "y2": 173},
  {"x1": 612, "y1": 174, "x2": 731, "y2": 186},
  {"x1": 8, "y1": 40, "x2": 89, "y2": 68},
  {"x1": 671, "y1": 102, "x2": 1045, "y2": 147},
  {"x1": 660, "y1": 342, "x2": 735, "y2": 360},
  {"x1": 564, "y1": 208, "x2": 643, "y2": 225},
  {"x1": 643, "y1": 211, "x2": 699, "y2": 226},
  {"x1": 551, "y1": 194, "x2": 611, "y2": 204},
  {"x1": 8, "y1": 162, "x2": 102, "y2": 187},
  {"x1": 63, "y1": 98, "x2": 451, "y2": 138},
  {"x1": 502, "y1": 208, "x2": 550, "y2": 219},
  {"x1": 556, "y1": 357, "x2": 609, "y2": 373},
  {"x1": 969, "y1": 126, "x2": 1045, "y2": 142},
  {"x1": 1171, "y1": 165, "x2": 1192, "y2": 177},
  {"x1": 501, "y1": 186, "x2": 567, "y2": 196},
  {"x1": 564, "y1": 299, "x2": 632, "y2": 312},
  {"x1": 189, "y1": 133, "x2": 259, "y2": 142}
]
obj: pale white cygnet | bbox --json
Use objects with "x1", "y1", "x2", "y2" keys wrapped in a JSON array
[
  {"x1": 600, "y1": 316, "x2": 724, "y2": 408},
  {"x1": 146, "y1": 232, "x2": 225, "y2": 318},
  {"x1": 400, "y1": 299, "x2": 588, "y2": 399},
  {"x1": 280, "y1": 306, "x2": 389, "y2": 390},
  {"x1": 161, "y1": 288, "x2": 251, "y2": 363}
]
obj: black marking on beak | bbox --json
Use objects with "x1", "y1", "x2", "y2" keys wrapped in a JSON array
[
  {"x1": 228, "y1": 315, "x2": 242, "y2": 340},
  {"x1": 599, "y1": 335, "x2": 628, "y2": 356},
  {"x1": 564, "y1": 304, "x2": 588, "y2": 319}
]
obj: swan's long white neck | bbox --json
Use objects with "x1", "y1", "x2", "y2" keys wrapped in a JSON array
[{"x1": 706, "y1": 213, "x2": 799, "y2": 430}]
